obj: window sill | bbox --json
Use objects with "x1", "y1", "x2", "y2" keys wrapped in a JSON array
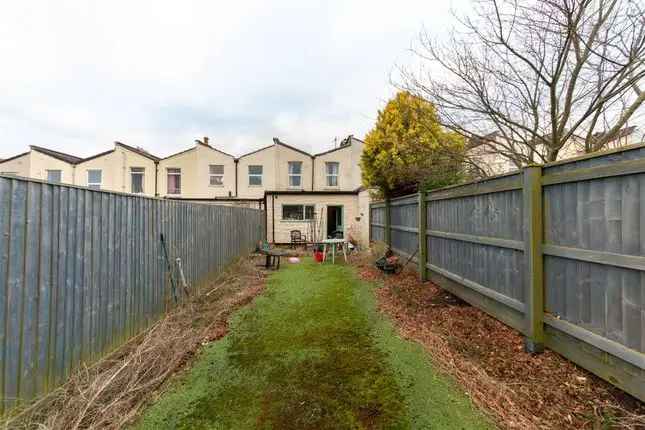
[
  {"x1": 280, "y1": 219, "x2": 314, "y2": 223},
  {"x1": 209, "y1": 184, "x2": 225, "y2": 188},
  {"x1": 248, "y1": 185, "x2": 263, "y2": 188}
]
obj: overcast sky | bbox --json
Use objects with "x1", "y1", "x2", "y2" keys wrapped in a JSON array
[{"x1": 0, "y1": 1, "x2": 468, "y2": 159}]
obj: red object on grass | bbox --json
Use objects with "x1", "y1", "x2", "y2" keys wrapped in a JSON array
[{"x1": 314, "y1": 251, "x2": 324, "y2": 262}]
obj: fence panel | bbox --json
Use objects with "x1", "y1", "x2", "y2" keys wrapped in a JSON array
[
  {"x1": 389, "y1": 195, "x2": 418, "y2": 258},
  {"x1": 0, "y1": 176, "x2": 265, "y2": 410},
  {"x1": 368, "y1": 146, "x2": 645, "y2": 402},
  {"x1": 369, "y1": 202, "x2": 386, "y2": 243}
]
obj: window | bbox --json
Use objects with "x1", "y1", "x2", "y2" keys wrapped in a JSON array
[
  {"x1": 131, "y1": 167, "x2": 145, "y2": 194},
  {"x1": 47, "y1": 169, "x2": 62, "y2": 184},
  {"x1": 288, "y1": 161, "x2": 302, "y2": 187},
  {"x1": 209, "y1": 164, "x2": 224, "y2": 186},
  {"x1": 282, "y1": 204, "x2": 315, "y2": 221},
  {"x1": 326, "y1": 162, "x2": 339, "y2": 187},
  {"x1": 248, "y1": 165, "x2": 263, "y2": 186},
  {"x1": 167, "y1": 168, "x2": 181, "y2": 194},
  {"x1": 87, "y1": 170, "x2": 102, "y2": 190}
]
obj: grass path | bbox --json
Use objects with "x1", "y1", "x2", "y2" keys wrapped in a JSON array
[{"x1": 134, "y1": 259, "x2": 491, "y2": 429}]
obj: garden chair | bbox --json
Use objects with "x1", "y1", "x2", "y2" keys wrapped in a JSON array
[{"x1": 290, "y1": 230, "x2": 308, "y2": 249}]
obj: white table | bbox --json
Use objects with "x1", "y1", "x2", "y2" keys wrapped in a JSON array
[{"x1": 321, "y1": 238, "x2": 347, "y2": 264}]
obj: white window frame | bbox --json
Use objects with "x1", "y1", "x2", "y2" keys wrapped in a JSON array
[
  {"x1": 288, "y1": 161, "x2": 302, "y2": 188},
  {"x1": 46, "y1": 169, "x2": 63, "y2": 184},
  {"x1": 130, "y1": 167, "x2": 145, "y2": 194},
  {"x1": 325, "y1": 162, "x2": 339, "y2": 187},
  {"x1": 87, "y1": 169, "x2": 102, "y2": 190},
  {"x1": 248, "y1": 165, "x2": 263, "y2": 186},
  {"x1": 282, "y1": 204, "x2": 315, "y2": 221},
  {"x1": 167, "y1": 168, "x2": 181, "y2": 195},
  {"x1": 209, "y1": 164, "x2": 224, "y2": 187}
]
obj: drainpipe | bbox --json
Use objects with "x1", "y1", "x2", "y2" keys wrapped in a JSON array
[
  {"x1": 263, "y1": 194, "x2": 268, "y2": 240},
  {"x1": 154, "y1": 161, "x2": 159, "y2": 197},
  {"x1": 311, "y1": 156, "x2": 315, "y2": 191},
  {"x1": 271, "y1": 194, "x2": 275, "y2": 243},
  {"x1": 122, "y1": 149, "x2": 126, "y2": 192},
  {"x1": 234, "y1": 159, "x2": 239, "y2": 197}
]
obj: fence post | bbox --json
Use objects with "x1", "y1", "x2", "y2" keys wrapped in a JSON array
[
  {"x1": 418, "y1": 191, "x2": 428, "y2": 281},
  {"x1": 384, "y1": 196, "x2": 391, "y2": 247},
  {"x1": 523, "y1": 165, "x2": 544, "y2": 353}
]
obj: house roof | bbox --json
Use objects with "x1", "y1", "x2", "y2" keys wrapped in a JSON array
[
  {"x1": 78, "y1": 149, "x2": 116, "y2": 164},
  {"x1": 0, "y1": 151, "x2": 30, "y2": 164},
  {"x1": 237, "y1": 135, "x2": 362, "y2": 160},
  {"x1": 30, "y1": 145, "x2": 83, "y2": 164},
  {"x1": 314, "y1": 135, "x2": 362, "y2": 157},
  {"x1": 197, "y1": 141, "x2": 235, "y2": 158},
  {"x1": 161, "y1": 145, "x2": 194, "y2": 160},
  {"x1": 115, "y1": 141, "x2": 161, "y2": 161},
  {"x1": 162, "y1": 141, "x2": 235, "y2": 161},
  {"x1": 272, "y1": 138, "x2": 313, "y2": 158},
  {"x1": 236, "y1": 143, "x2": 275, "y2": 159}
]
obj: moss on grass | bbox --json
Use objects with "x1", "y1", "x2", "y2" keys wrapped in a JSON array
[{"x1": 134, "y1": 260, "x2": 491, "y2": 429}]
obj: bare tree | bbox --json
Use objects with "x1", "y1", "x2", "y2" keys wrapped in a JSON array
[{"x1": 401, "y1": 0, "x2": 645, "y2": 169}]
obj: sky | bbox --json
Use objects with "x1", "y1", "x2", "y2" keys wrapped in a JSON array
[{"x1": 0, "y1": 0, "x2": 466, "y2": 159}]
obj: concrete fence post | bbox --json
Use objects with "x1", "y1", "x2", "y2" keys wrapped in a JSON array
[
  {"x1": 523, "y1": 165, "x2": 545, "y2": 353},
  {"x1": 418, "y1": 191, "x2": 428, "y2": 281},
  {"x1": 384, "y1": 196, "x2": 391, "y2": 247}
]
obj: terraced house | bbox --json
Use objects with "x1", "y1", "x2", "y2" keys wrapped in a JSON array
[{"x1": 0, "y1": 135, "x2": 371, "y2": 246}]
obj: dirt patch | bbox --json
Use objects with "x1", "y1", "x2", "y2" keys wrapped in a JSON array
[
  {"x1": 3, "y1": 256, "x2": 267, "y2": 430},
  {"x1": 353, "y1": 253, "x2": 645, "y2": 429}
]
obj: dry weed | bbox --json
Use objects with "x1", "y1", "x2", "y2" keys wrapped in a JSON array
[{"x1": 2, "y1": 256, "x2": 266, "y2": 430}]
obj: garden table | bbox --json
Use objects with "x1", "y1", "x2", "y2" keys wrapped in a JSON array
[
  {"x1": 259, "y1": 248, "x2": 286, "y2": 270},
  {"x1": 321, "y1": 238, "x2": 347, "y2": 264}
]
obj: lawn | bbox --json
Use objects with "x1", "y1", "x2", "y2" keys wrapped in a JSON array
[{"x1": 134, "y1": 258, "x2": 491, "y2": 429}]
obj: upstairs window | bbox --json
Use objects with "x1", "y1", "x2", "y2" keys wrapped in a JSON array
[
  {"x1": 209, "y1": 164, "x2": 224, "y2": 186},
  {"x1": 326, "y1": 162, "x2": 339, "y2": 187},
  {"x1": 288, "y1": 161, "x2": 302, "y2": 187},
  {"x1": 87, "y1": 169, "x2": 102, "y2": 190},
  {"x1": 46, "y1": 169, "x2": 62, "y2": 184},
  {"x1": 167, "y1": 168, "x2": 181, "y2": 194},
  {"x1": 282, "y1": 204, "x2": 315, "y2": 221},
  {"x1": 249, "y1": 165, "x2": 263, "y2": 186},
  {"x1": 131, "y1": 167, "x2": 145, "y2": 194}
]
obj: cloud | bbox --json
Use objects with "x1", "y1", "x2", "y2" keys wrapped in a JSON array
[{"x1": 0, "y1": 0, "x2": 464, "y2": 159}]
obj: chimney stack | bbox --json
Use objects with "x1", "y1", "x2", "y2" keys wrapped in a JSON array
[{"x1": 203, "y1": 136, "x2": 209, "y2": 146}]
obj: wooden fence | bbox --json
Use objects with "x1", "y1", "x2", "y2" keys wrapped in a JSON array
[
  {"x1": 0, "y1": 175, "x2": 265, "y2": 410},
  {"x1": 370, "y1": 145, "x2": 645, "y2": 402}
]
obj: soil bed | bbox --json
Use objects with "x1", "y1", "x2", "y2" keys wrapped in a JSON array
[{"x1": 354, "y1": 253, "x2": 645, "y2": 429}]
